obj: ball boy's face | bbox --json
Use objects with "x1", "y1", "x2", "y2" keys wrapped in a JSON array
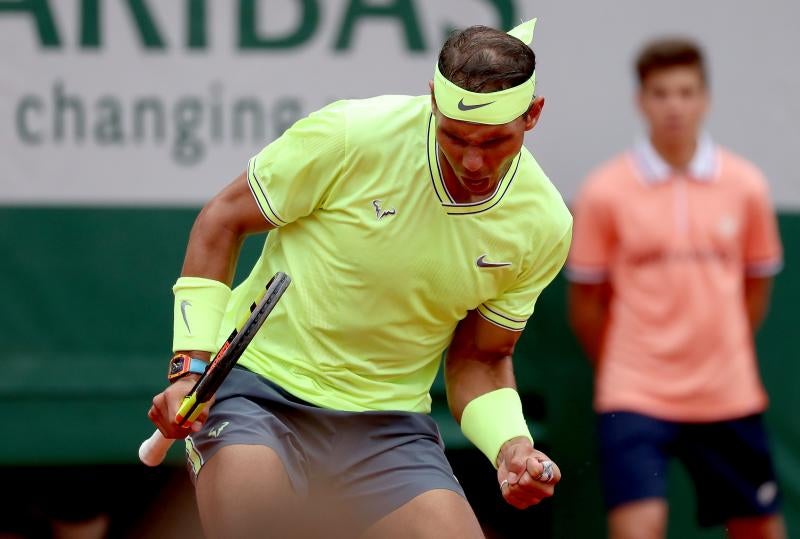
[{"x1": 638, "y1": 65, "x2": 709, "y2": 144}]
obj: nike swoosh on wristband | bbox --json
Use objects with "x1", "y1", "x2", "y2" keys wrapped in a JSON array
[
  {"x1": 457, "y1": 98, "x2": 495, "y2": 111},
  {"x1": 180, "y1": 300, "x2": 192, "y2": 334},
  {"x1": 476, "y1": 255, "x2": 512, "y2": 268}
]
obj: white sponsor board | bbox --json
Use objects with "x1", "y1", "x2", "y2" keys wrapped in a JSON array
[{"x1": 1, "y1": 0, "x2": 799, "y2": 207}]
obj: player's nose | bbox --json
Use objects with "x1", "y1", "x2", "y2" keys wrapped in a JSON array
[{"x1": 462, "y1": 147, "x2": 484, "y2": 172}]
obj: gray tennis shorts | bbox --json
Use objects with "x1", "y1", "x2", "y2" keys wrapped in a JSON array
[{"x1": 185, "y1": 367, "x2": 464, "y2": 529}]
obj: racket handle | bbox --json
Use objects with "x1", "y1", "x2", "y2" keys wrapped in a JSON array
[{"x1": 139, "y1": 430, "x2": 175, "y2": 466}]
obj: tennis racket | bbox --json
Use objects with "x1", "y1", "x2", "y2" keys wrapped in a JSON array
[{"x1": 139, "y1": 271, "x2": 291, "y2": 466}]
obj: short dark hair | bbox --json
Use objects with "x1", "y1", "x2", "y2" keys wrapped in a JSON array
[
  {"x1": 437, "y1": 25, "x2": 536, "y2": 93},
  {"x1": 635, "y1": 38, "x2": 707, "y2": 85}
]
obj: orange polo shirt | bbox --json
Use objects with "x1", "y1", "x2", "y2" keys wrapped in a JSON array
[{"x1": 567, "y1": 136, "x2": 783, "y2": 422}]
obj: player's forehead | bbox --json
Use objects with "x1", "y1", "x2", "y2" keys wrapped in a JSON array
[{"x1": 436, "y1": 112, "x2": 519, "y2": 141}]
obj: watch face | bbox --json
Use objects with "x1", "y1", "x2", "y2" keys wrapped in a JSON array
[{"x1": 169, "y1": 356, "x2": 188, "y2": 377}]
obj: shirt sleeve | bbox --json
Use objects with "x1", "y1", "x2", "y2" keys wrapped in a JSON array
[
  {"x1": 565, "y1": 177, "x2": 616, "y2": 284},
  {"x1": 246, "y1": 102, "x2": 346, "y2": 227},
  {"x1": 743, "y1": 173, "x2": 783, "y2": 277},
  {"x1": 477, "y1": 220, "x2": 573, "y2": 331}
]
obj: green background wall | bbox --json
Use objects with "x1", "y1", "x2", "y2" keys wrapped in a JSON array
[{"x1": 1, "y1": 207, "x2": 797, "y2": 538}]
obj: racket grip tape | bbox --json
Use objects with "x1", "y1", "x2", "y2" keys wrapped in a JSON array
[{"x1": 175, "y1": 393, "x2": 206, "y2": 425}]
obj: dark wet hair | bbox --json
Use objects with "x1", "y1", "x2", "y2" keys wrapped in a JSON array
[{"x1": 437, "y1": 25, "x2": 536, "y2": 93}]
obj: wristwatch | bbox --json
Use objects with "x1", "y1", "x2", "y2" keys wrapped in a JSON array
[{"x1": 167, "y1": 353, "x2": 208, "y2": 383}]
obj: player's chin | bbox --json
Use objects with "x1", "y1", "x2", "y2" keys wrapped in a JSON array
[{"x1": 463, "y1": 182, "x2": 494, "y2": 197}]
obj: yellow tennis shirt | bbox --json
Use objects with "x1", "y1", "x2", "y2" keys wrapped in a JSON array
[{"x1": 222, "y1": 95, "x2": 572, "y2": 412}]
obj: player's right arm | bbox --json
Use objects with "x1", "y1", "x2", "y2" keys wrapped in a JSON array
[
  {"x1": 149, "y1": 103, "x2": 346, "y2": 439},
  {"x1": 180, "y1": 171, "x2": 276, "y2": 282},
  {"x1": 148, "y1": 172, "x2": 274, "y2": 439}
]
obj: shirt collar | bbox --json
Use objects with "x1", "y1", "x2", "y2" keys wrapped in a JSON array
[{"x1": 632, "y1": 133, "x2": 718, "y2": 183}]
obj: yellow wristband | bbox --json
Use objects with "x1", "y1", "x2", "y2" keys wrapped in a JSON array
[
  {"x1": 460, "y1": 388, "x2": 533, "y2": 468},
  {"x1": 172, "y1": 277, "x2": 232, "y2": 353}
]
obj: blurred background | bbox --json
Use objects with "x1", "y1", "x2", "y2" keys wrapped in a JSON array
[{"x1": 0, "y1": 1, "x2": 797, "y2": 537}]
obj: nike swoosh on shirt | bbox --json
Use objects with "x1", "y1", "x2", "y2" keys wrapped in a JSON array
[
  {"x1": 476, "y1": 255, "x2": 512, "y2": 268},
  {"x1": 180, "y1": 300, "x2": 192, "y2": 334},
  {"x1": 457, "y1": 98, "x2": 495, "y2": 111}
]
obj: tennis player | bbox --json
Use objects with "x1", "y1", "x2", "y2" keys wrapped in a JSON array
[
  {"x1": 148, "y1": 19, "x2": 571, "y2": 538},
  {"x1": 568, "y1": 38, "x2": 785, "y2": 539}
]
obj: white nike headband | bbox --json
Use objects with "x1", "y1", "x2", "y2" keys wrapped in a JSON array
[{"x1": 434, "y1": 18, "x2": 537, "y2": 125}]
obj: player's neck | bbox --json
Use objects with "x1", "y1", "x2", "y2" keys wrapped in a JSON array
[{"x1": 649, "y1": 133, "x2": 698, "y2": 171}]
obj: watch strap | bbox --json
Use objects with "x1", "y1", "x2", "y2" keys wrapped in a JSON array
[{"x1": 168, "y1": 354, "x2": 208, "y2": 383}]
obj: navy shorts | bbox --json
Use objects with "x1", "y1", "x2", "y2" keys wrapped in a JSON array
[
  {"x1": 185, "y1": 367, "x2": 464, "y2": 532},
  {"x1": 597, "y1": 411, "x2": 781, "y2": 527}
]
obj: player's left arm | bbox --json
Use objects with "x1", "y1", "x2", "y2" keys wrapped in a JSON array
[
  {"x1": 445, "y1": 310, "x2": 518, "y2": 422},
  {"x1": 445, "y1": 311, "x2": 560, "y2": 509}
]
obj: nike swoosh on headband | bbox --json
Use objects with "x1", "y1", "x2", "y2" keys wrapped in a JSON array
[{"x1": 458, "y1": 98, "x2": 495, "y2": 111}]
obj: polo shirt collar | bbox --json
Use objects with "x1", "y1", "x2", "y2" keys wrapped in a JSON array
[{"x1": 633, "y1": 133, "x2": 718, "y2": 183}]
